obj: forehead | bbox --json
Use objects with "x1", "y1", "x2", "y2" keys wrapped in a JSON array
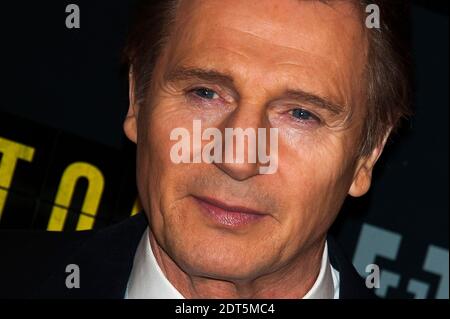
[
  {"x1": 164, "y1": 0, "x2": 368, "y2": 109},
  {"x1": 175, "y1": 0, "x2": 364, "y2": 54}
]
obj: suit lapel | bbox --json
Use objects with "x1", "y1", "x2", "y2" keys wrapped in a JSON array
[{"x1": 327, "y1": 235, "x2": 377, "y2": 299}]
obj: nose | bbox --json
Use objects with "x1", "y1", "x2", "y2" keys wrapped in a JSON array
[{"x1": 213, "y1": 102, "x2": 269, "y2": 181}]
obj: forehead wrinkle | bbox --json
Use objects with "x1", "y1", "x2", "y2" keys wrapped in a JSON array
[
  {"x1": 221, "y1": 26, "x2": 333, "y2": 63},
  {"x1": 172, "y1": 0, "x2": 367, "y2": 73},
  {"x1": 199, "y1": 26, "x2": 347, "y2": 98}
]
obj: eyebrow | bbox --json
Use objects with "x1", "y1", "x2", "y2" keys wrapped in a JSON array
[
  {"x1": 165, "y1": 67, "x2": 345, "y2": 115},
  {"x1": 282, "y1": 90, "x2": 345, "y2": 115},
  {"x1": 165, "y1": 67, "x2": 236, "y2": 90}
]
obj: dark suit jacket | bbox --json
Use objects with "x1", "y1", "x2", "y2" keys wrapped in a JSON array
[{"x1": 0, "y1": 213, "x2": 375, "y2": 299}]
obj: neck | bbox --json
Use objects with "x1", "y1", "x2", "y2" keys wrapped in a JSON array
[{"x1": 148, "y1": 232, "x2": 326, "y2": 299}]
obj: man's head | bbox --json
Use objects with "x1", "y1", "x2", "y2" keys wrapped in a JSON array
[{"x1": 123, "y1": 0, "x2": 410, "y2": 284}]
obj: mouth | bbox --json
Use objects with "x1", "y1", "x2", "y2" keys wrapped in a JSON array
[{"x1": 193, "y1": 195, "x2": 267, "y2": 228}]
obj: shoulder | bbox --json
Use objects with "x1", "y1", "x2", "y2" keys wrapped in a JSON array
[
  {"x1": 327, "y1": 235, "x2": 378, "y2": 299},
  {"x1": 0, "y1": 227, "x2": 92, "y2": 298},
  {"x1": 0, "y1": 214, "x2": 148, "y2": 298}
]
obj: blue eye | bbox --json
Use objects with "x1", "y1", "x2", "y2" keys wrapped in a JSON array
[
  {"x1": 290, "y1": 108, "x2": 317, "y2": 122},
  {"x1": 192, "y1": 88, "x2": 218, "y2": 100}
]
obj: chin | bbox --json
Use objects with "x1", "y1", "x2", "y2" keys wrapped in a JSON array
[
  {"x1": 168, "y1": 233, "x2": 268, "y2": 281},
  {"x1": 185, "y1": 255, "x2": 263, "y2": 282}
]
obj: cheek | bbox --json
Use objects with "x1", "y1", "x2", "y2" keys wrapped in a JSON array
[
  {"x1": 136, "y1": 106, "x2": 190, "y2": 246},
  {"x1": 275, "y1": 136, "x2": 355, "y2": 242},
  {"x1": 143, "y1": 96, "x2": 197, "y2": 167},
  {"x1": 141, "y1": 100, "x2": 207, "y2": 212}
]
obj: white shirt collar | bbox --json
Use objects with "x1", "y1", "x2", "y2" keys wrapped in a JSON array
[{"x1": 125, "y1": 227, "x2": 339, "y2": 299}]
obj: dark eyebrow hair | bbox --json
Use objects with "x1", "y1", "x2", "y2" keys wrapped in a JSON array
[
  {"x1": 165, "y1": 67, "x2": 236, "y2": 89},
  {"x1": 165, "y1": 67, "x2": 345, "y2": 115},
  {"x1": 282, "y1": 90, "x2": 345, "y2": 116}
]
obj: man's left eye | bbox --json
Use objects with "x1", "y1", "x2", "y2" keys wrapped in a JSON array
[
  {"x1": 290, "y1": 108, "x2": 318, "y2": 122},
  {"x1": 192, "y1": 88, "x2": 219, "y2": 100}
]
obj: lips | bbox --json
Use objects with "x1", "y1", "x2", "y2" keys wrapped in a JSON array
[{"x1": 193, "y1": 195, "x2": 266, "y2": 228}]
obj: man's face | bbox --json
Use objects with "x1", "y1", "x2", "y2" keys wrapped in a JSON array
[{"x1": 125, "y1": 0, "x2": 378, "y2": 281}]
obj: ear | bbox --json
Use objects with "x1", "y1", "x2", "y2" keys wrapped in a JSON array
[
  {"x1": 123, "y1": 69, "x2": 139, "y2": 144},
  {"x1": 348, "y1": 129, "x2": 392, "y2": 197}
]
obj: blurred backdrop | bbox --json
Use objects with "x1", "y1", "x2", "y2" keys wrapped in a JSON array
[{"x1": 0, "y1": 0, "x2": 448, "y2": 299}]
